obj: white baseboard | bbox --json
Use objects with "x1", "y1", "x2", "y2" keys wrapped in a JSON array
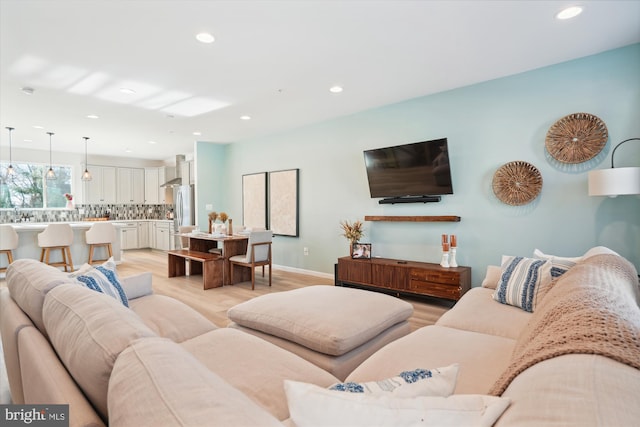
[{"x1": 273, "y1": 264, "x2": 334, "y2": 280}]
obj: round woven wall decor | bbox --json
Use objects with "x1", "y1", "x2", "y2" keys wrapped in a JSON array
[
  {"x1": 492, "y1": 161, "x2": 543, "y2": 206},
  {"x1": 545, "y1": 112, "x2": 608, "y2": 163}
]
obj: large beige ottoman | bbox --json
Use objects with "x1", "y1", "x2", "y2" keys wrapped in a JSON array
[{"x1": 227, "y1": 285, "x2": 414, "y2": 380}]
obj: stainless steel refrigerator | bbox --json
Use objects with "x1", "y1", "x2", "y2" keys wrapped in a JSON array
[{"x1": 173, "y1": 185, "x2": 195, "y2": 244}]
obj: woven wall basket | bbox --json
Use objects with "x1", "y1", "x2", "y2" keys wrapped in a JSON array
[
  {"x1": 492, "y1": 161, "x2": 543, "y2": 206},
  {"x1": 545, "y1": 112, "x2": 608, "y2": 163}
]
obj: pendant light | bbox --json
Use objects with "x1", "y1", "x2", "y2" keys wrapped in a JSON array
[
  {"x1": 46, "y1": 131, "x2": 56, "y2": 180},
  {"x1": 81, "y1": 136, "x2": 92, "y2": 181},
  {"x1": 5, "y1": 126, "x2": 15, "y2": 176}
]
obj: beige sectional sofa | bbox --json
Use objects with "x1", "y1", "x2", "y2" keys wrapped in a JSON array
[{"x1": 2, "y1": 247, "x2": 639, "y2": 426}]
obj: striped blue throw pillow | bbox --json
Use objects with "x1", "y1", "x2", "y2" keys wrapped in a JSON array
[
  {"x1": 493, "y1": 255, "x2": 552, "y2": 312},
  {"x1": 73, "y1": 258, "x2": 129, "y2": 307}
]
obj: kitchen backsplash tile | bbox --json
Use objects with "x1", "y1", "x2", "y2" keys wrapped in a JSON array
[{"x1": 0, "y1": 204, "x2": 172, "y2": 223}]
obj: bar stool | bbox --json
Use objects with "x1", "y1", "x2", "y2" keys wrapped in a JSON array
[
  {"x1": 85, "y1": 222, "x2": 116, "y2": 264},
  {"x1": 38, "y1": 223, "x2": 74, "y2": 272},
  {"x1": 0, "y1": 225, "x2": 19, "y2": 273}
]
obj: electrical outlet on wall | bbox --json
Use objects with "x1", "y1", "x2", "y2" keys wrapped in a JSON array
[
  {"x1": 205, "y1": 204, "x2": 213, "y2": 210},
  {"x1": 303, "y1": 247, "x2": 309, "y2": 256}
]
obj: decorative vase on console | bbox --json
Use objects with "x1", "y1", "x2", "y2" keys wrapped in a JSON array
[
  {"x1": 440, "y1": 234, "x2": 450, "y2": 268},
  {"x1": 340, "y1": 219, "x2": 364, "y2": 257},
  {"x1": 449, "y1": 234, "x2": 458, "y2": 267}
]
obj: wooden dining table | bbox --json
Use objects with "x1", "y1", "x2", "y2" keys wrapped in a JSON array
[{"x1": 177, "y1": 233, "x2": 250, "y2": 286}]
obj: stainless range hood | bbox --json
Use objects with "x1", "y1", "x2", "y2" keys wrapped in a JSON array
[
  {"x1": 161, "y1": 176, "x2": 182, "y2": 187},
  {"x1": 161, "y1": 155, "x2": 185, "y2": 187}
]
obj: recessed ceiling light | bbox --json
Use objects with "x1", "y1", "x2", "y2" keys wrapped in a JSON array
[
  {"x1": 329, "y1": 86, "x2": 343, "y2": 93},
  {"x1": 119, "y1": 87, "x2": 136, "y2": 94},
  {"x1": 32, "y1": 125, "x2": 44, "y2": 129},
  {"x1": 193, "y1": 131, "x2": 202, "y2": 136},
  {"x1": 87, "y1": 114, "x2": 99, "y2": 119},
  {"x1": 23, "y1": 139, "x2": 32, "y2": 143},
  {"x1": 125, "y1": 148, "x2": 132, "y2": 153},
  {"x1": 21, "y1": 86, "x2": 34, "y2": 95},
  {"x1": 196, "y1": 32, "x2": 215, "y2": 43},
  {"x1": 148, "y1": 140, "x2": 157, "y2": 144},
  {"x1": 240, "y1": 115, "x2": 251, "y2": 120},
  {"x1": 556, "y1": 6, "x2": 583, "y2": 20}
]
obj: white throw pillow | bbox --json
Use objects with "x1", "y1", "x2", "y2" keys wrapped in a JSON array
[
  {"x1": 328, "y1": 364, "x2": 458, "y2": 398},
  {"x1": 72, "y1": 258, "x2": 129, "y2": 307},
  {"x1": 533, "y1": 249, "x2": 579, "y2": 278},
  {"x1": 493, "y1": 255, "x2": 552, "y2": 312},
  {"x1": 285, "y1": 380, "x2": 510, "y2": 427}
]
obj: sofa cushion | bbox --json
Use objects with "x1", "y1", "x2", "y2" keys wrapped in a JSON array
[
  {"x1": 119, "y1": 272, "x2": 153, "y2": 300},
  {"x1": 493, "y1": 255, "x2": 552, "y2": 312},
  {"x1": 71, "y1": 258, "x2": 129, "y2": 307},
  {"x1": 496, "y1": 355, "x2": 640, "y2": 427},
  {"x1": 6, "y1": 259, "x2": 79, "y2": 336},
  {"x1": 229, "y1": 320, "x2": 411, "y2": 381},
  {"x1": 436, "y1": 287, "x2": 531, "y2": 340},
  {"x1": 329, "y1": 364, "x2": 458, "y2": 397},
  {"x1": 128, "y1": 294, "x2": 217, "y2": 343},
  {"x1": 42, "y1": 284, "x2": 156, "y2": 420},
  {"x1": 108, "y1": 337, "x2": 282, "y2": 427},
  {"x1": 347, "y1": 325, "x2": 516, "y2": 395},
  {"x1": 481, "y1": 265, "x2": 501, "y2": 289},
  {"x1": 181, "y1": 328, "x2": 339, "y2": 421},
  {"x1": 285, "y1": 380, "x2": 510, "y2": 427},
  {"x1": 227, "y1": 285, "x2": 413, "y2": 356}
]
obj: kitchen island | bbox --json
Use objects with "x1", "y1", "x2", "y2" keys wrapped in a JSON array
[{"x1": 4, "y1": 222, "x2": 124, "y2": 272}]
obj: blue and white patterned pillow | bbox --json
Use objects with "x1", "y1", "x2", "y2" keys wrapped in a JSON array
[
  {"x1": 328, "y1": 364, "x2": 458, "y2": 398},
  {"x1": 73, "y1": 258, "x2": 129, "y2": 307},
  {"x1": 493, "y1": 255, "x2": 552, "y2": 312}
]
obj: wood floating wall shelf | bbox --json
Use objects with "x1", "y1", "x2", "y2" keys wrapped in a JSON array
[{"x1": 364, "y1": 216, "x2": 461, "y2": 222}]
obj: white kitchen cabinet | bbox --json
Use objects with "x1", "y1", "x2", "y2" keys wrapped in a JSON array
[
  {"x1": 119, "y1": 223, "x2": 139, "y2": 250},
  {"x1": 138, "y1": 221, "x2": 150, "y2": 248},
  {"x1": 84, "y1": 165, "x2": 116, "y2": 204},
  {"x1": 154, "y1": 222, "x2": 171, "y2": 251},
  {"x1": 117, "y1": 168, "x2": 145, "y2": 204},
  {"x1": 144, "y1": 168, "x2": 159, "y2": 204}
]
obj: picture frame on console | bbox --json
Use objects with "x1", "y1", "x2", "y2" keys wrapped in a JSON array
[{"x1": 352, "y1": 243, "x2": 371, "y2": 259}]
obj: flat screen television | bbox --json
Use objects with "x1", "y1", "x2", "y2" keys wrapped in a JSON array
[{"x1": 363, "y1": 138, "x2": 453, "y2": 203}]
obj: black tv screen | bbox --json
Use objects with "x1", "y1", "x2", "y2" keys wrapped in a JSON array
[{"x1": 363, "y1": 138, "x2": 453, "y2": 199}]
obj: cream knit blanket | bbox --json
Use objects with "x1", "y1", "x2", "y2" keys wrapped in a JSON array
[{"x1": 490, "y1": 254, "x2": 640, "y2": 396}]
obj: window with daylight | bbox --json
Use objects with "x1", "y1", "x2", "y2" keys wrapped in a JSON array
[{"x1": 0, "y1": 162, "x2": 72, "y2": 209}]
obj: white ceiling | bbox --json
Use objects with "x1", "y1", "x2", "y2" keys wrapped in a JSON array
[{"x1": 1, "y1": 0, "x2": 639, "y2": 161}]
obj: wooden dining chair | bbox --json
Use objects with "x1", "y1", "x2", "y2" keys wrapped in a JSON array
[{"x1": 228, "y1": 230, "x2": 273, "y2": 290}]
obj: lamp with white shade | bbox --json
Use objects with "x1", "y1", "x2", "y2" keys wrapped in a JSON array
[{"x1": 588, "y1": 138, "x2": 640, "y2": 197}]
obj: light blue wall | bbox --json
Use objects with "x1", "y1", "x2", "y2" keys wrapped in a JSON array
[
  {"x1": 194, "y1": 142, "x2": 226, "y2": 230},
  {"x1": 197, "y1": 44, "x2": 640, "y2": 284}
]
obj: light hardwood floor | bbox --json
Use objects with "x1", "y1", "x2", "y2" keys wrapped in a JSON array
[{"x1": 117, "y1": 249, "x2": 453, "y2": 331}]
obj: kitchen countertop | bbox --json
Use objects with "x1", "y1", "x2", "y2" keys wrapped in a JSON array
[{"x1": 10, "y1": 219, "x2": 174, "y2": 231}]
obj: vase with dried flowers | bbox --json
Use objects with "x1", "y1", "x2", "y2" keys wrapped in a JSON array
[
  {"x1": 208, "y1": 211, "x2": 218, "y2": 233},
  {"x1": 340, "y1": 219, "x2": 364, "y2": 256},
  {"x1": 218, "y1": 212, "x2": 229, "y2": 234}
]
